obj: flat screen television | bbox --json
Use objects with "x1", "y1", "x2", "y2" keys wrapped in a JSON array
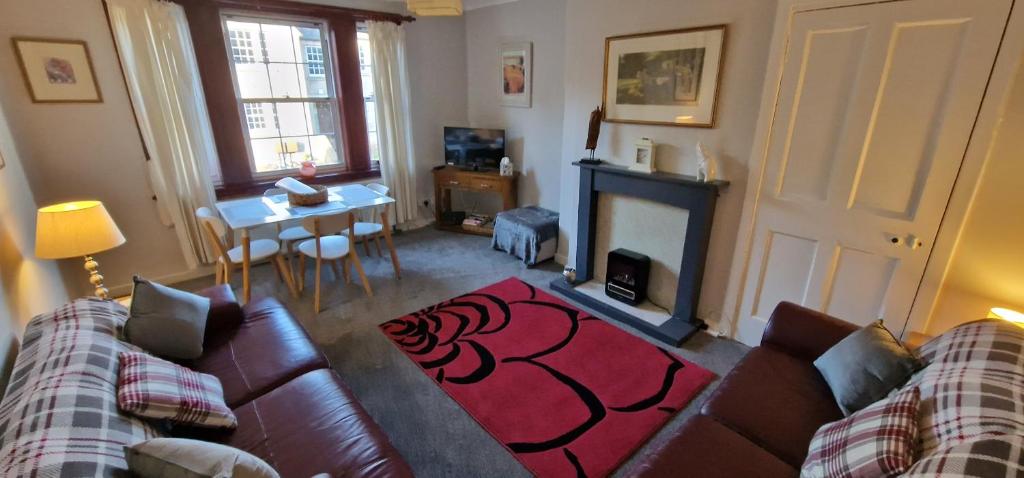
[{"x1": 444, "y1": 127, "x2": 505, "y2": 170}]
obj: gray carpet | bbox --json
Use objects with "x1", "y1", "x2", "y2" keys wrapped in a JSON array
[{"x1": 178, "y1": 227, "x2": 749, "y2": 477}]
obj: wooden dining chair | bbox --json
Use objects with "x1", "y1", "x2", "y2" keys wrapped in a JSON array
[
  {"x1": 345, "y1": 183, "x2": 401, "y2": 279},
  {"x1": 263, "y1": 187, "x2": 314, "y2": 275},
  {"x1": 296, "y1": 210, "x2": 372, "y2": 313},
  {"x1": 195, "y1": 207, "x2": 296, "y2": 303}
]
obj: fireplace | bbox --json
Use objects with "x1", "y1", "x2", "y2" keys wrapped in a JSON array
[
  {"x1": 606, "y1": 248, "x2": 650, "y2": 305},
  {"x1": 550, "y1": 161, "x2": 728, "y2": 345}
]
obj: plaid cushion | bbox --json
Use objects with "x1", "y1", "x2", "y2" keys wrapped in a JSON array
[
  {"x1": 0, "y1": 298, "x2": 163, "y2": 476},
  {"x1": 900, "y1": 319, "x2": 1024, "y2": 475},
  {"x1": 117, "y1": 352, "x2": 237, "y2": 428},
  {"x1": 801, "y1": 387, "x2": 920, "y2": 478}
]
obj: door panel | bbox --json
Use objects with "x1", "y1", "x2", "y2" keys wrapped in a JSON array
[
  {"x1": 777, "y1": 26, "x2": 868, "y2": 202},
  {"x1": 751, "y1": 231, "x2": 819, "y2": 316},
  {"x1": 851, "y1": 19, "x2": 970, "y2": 218},
  {"x1": 823, "y1": 246, "x2": 898, "y2": 324},
  {"x1": 737, "y1": 0, "x2": 1011, "y2": 340}
]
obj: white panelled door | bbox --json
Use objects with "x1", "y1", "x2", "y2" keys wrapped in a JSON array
[{"x1": 736, "y1": 0, "x2": 1012, "y2": 342}]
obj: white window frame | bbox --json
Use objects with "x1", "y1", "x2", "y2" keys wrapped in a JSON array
[
  {"x1": 305, "y1": 45, "x2": 325, "y2": 77},
  {"x1": 222, "y1": 13, "x2": 345, "y2": 177}
]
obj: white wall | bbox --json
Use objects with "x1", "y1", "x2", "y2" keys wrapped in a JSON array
[
  {"x1": 555, "y1": 0, "x2": 778, "y2": 328},
  {"x1": 927, "y1": 57, "x2": 1024, "y2": 335},
  {"x1": 407, "y1": 16, "x2": 470, "y2": 216},
  {"x1": 465, "y1": 0, "x2": 566, "y2": 211},
  {"x1": 0, "y1": 100, "x2": 70, "y2": 391}
]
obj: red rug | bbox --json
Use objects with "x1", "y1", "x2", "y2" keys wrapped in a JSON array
[{"x1": 380, "y1": 278, "x2": 714, "y2": 477}]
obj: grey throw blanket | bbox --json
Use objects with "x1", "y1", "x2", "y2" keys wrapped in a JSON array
[{"x1": 491, "y1": 206, "x2": 559, "y2": 265}]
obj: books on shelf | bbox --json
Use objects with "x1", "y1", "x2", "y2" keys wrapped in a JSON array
[{"x1": 462, "y1": 213, "x2": 492, "y2": 228}]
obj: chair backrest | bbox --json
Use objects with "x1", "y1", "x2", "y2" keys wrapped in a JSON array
[
  {"x1": 302, "y1": 209, "x2": 354, "y2": 239},
  {"x1": 195, "y1": 207, "x2": 230, "y2": 262},
  {"x1": 367, "y1": 183, "x2": 389, "y2": 196},
  {"x1": 263, "y1": 187, "x2": 286, "y2": 197}
]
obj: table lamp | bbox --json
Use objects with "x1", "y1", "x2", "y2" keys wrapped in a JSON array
[
  {"x1": 36, "y1": 201, "x2": 126, "y2": 299},
  {"x1": 988, "y1": 307, "x2": 1024, "y2": 326}
]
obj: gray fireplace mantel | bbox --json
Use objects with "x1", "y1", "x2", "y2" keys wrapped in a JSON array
[{"x1": 550, "y1": 161, "x2": 728, "y2": 346}]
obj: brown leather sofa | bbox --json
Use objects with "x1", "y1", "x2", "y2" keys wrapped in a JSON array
[
  {"x1": 182, "y1": 285, "x2": 413, "y2": 478},
  {"x1": 630, "y1": 302, "x2": 858, "y2": 477}
]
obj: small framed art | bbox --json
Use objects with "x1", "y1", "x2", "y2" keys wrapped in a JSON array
[
  {"x1": 603, "y1": 25, "x2": 726, "y2": 128},
  {"x1": 12, "y1": 37, "x2": 102, "y2": 103},
  {"x1": 500, "y1": 41, "x2": 532, "y2": 108}
]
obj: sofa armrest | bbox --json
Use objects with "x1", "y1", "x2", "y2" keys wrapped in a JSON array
[
  {"x1": 760, "y1": 302, "x2": 858, "y2": 362},
  {"x1": 196, "y1": 285, "x2": 245, "y2": 344}
]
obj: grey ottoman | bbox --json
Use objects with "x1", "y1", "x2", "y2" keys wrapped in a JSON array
[{"x1": 491, "y1": 206, "x2": 559, "y2": 265}]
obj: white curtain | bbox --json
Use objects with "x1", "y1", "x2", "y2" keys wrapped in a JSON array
[
  {"x1": 106, "y1": 0, "x2": 218, "y2": 267},
  {"x1": 367, "y1": 21, "x2": 419, "y2": 228}
]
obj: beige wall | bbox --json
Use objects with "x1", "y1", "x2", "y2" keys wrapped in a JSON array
[
  {"x1": 0, "y1": 0, "x2": 188, "y2": 298},
  {"x1": 555, "y1": 0, "x2": 778, "y2": 328},
  {"x1": 0, "y1": 0, "x2": 467, "y2": 296},
  {"x1": 928, "y1": 57, "x2": 1024, "y2": 335},
  {"x1": 465, "y1": 0, "x2": 566, "y2": 212},
  {"x1": 0, "y1": 100, "x2": 70, "y2": 390}
]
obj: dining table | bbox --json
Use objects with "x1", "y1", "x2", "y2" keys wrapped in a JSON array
[{"x1": 214, "y1": 183, "x2": 400, "y2": 301}]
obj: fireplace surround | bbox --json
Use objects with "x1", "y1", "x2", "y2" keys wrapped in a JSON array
[{"x1": 550, "y1": 161, "x2": 728, "y2": 345}]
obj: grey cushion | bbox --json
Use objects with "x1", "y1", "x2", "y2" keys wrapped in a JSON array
[
  {"x1": 126, "y1": 276, "x2": 210, "y2": 359},
  {"x1": 125, "y1": 438, "x2": 279, "y2": 478},
  {"x1": 813, "y1": 321, "x2": 921, "y2": 416}
]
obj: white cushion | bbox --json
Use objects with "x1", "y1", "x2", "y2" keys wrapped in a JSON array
[
  {"x1": 226, "y1": 239, "x2": 280, "y2": 263},
  {"x1": 297, "y1": 236, "x2": 350, "y2": 260},
  {"x1": 279, "y1": 226, "x2": 314, "y2": 242},
  {"x1": 345, "y1": 222, "x2": 383, "y2": 237}
]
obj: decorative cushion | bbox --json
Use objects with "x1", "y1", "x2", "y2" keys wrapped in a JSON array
[
  {"x1": 801, "y1": 387, "x2": 921, "y2": 478},
  {"x1": 117, "y1": 352, "x2": 237, "y2": 429},
  {"x1": 126, "y1": 438, "x2": 279, "y2": 478},
  {"x1": 126, "y1": 276, "x2": 211, "y2": 359},
  {"x1": 814, "y1": 320, "x2": 920, "y2": 415}
]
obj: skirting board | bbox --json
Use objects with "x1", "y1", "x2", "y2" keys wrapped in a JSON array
[{"x1": 549, "y1": 279, "x2": 706, "y2": 346}]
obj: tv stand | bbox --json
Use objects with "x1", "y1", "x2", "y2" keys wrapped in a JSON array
[{"x1": 432, "y1": 166, "x2": 518, "y2": 236}]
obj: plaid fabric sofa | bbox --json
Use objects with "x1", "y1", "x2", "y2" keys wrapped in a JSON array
[
  {"x1": 631, "y1": 303, "x2": 1024, "y2": 477},
  {"x1": 0, "y1": 287, "x2": 412, "y2": 477},
  {"x1": 0, "y1": 298, "x2": 162, "y2": 476}
]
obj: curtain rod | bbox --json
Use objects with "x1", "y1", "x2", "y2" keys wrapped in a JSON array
[{"x1": 175, "y1": 0, "x2": 416, "y2": 24}]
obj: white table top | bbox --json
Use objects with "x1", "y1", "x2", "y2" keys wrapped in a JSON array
[{"x1": 214, "y1": 184, "x2": 394, "y2": 230}]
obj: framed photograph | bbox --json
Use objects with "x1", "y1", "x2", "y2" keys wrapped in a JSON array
[
  {"x1": 12, "y1": 37, "x2": 102, "y2": 103},
  {"x1": 500, "y1": 42, "x2": 532, "y2": 108},
  {"x1": 602, "y1": 25, "x2": 726, "y2": 128}
]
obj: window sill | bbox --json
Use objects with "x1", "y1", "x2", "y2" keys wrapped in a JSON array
[{"x1": 214, "y1": 169, "x2": 381, "y2": 200}]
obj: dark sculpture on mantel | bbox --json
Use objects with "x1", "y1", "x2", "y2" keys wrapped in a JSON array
[{"x1": 582, "y1": 105, "x2": 603, "y2": 164}]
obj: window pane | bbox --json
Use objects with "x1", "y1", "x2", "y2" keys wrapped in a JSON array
[
  {"x1": 261, "y1": 23, "x2": 298, "y2": 63},
  {"x1": 235, "y1": 63, "x2": 271, "y2": 99},
  {"x1": 275, "y1": 102, "x2": 310, "y2": 137},
  {"x1": 250, "y1": 138, "x2": 288, "y2": 173},
  {"x1": 268, "y1": 63, "x2": 303, "y2": 99},
  {"x1": 308, "y1": 102, "x2": 335, "y2": 135},
  {"x1": 357, "y1": 30, "x2": 380, "y2": 165},
  {"x1": 308, "y1": 135, "x2": 341, "y2": 167},
  {"x1": 243, "y1": 102, "x2": 280, "y2": 139}
]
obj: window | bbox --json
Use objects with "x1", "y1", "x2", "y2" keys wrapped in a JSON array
[
  {"x1": 243, "y1": 103, "x2": 265, "y2": 129},
  {"x1": 305, "y1": 45, "x2": 325, "y2": 76},
  {"x1": 229, "y1": 30, "x2": 257, "y2": 63},
  {"x1": 357, "y1": 28, "x2": 379, "y2": 166},
  {"x1": 224, "y1": 17, "x2": 343, "y2": 176}
]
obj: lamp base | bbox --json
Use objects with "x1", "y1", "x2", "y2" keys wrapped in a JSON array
[{"x1": 83, "y1": 255, "x2": 109, "y2": 299}]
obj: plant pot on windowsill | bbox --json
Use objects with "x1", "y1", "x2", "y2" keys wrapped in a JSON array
[{"x1": 288, "y1": 184, "x2": 328, "y2": 207}]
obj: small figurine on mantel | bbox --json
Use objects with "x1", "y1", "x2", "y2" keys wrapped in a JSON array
[
  {"x1": 695, "y1": 141, "x2": 719, "y2": 182},
  {"x1": 580, "y1": 105, "x2": 603, "y2": 165}
]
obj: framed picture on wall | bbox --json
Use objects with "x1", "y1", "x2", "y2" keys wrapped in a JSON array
[
  {"x1": 12, "y1": 37, "x2": 102, "y2": 103},
  {"x1": 602, "y1": 25, "x2": 726, "y2": 128},
  {"x1": 500, "y1": 41, "x2": 532, "y2": 108}
]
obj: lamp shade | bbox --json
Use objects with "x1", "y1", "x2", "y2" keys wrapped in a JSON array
[
  {"x1": 407, "y1": 0, "x2": 463, "y2": 16},
  {"x1": 988, "y1": 307, "x2": 1024, "y2": 325},
  {"x1": 35, "y1": 201, "x2": 125, "y2": 259}
]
